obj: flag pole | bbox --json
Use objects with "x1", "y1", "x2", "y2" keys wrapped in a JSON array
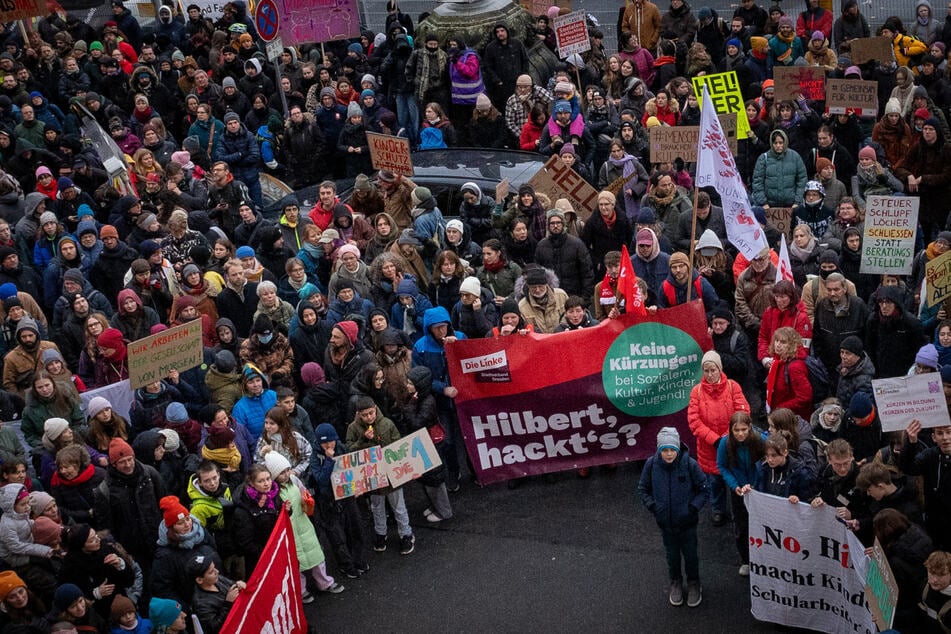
[{"x1": 686, "y1": 184, "x2": 699, "y2": 302}]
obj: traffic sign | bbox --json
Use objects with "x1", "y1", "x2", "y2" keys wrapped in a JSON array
[
  {"x1": 255, "y1": 0, "x2": 280, "y2": 43},
  {"x1": 266, "y1": 36, "x2": 284, "y2": 62}
]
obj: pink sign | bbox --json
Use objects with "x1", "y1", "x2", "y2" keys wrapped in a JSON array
[{"x1": 276, "y1": 0, "x2": 360, "y2": 46}]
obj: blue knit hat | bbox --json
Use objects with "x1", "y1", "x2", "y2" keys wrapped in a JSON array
[
  {"x1": 726, "y1": 38, "x2": 742, "y2": 50},
  {"x1": 53, "y1": 584, "x2": 84, "y2": 612},
  {"x1": 149, "y1": 597, "x2": 182, "y2": 628},
  {"x1": 361, "y1": 89, "x2": 374, "y2": 99},
  {"x1": 236, "y1": 245, "x2": 255, "y2": 259},
  {"x1": 0, "y1": 283, "x2": 16, "y2": 300},
  {"x1": 165, "y1": 402, "x2": 188, "y2": 423}
]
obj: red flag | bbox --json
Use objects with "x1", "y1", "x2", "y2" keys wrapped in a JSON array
[
  {"x1": 619, "y1": 245, "x2": 647, "y2": 316},
  {"x1": 220, "y1": 509, "x2": 307, "y2": 634}
]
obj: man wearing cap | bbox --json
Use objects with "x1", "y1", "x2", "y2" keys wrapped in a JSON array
[
  {"x1": 324, "y1": 320, "x2": 374, "y2": 405},
  {"x1": 2, "y1": 316, "x2": 60, "y2": 398},
  {"x1": 482, "y1": 23, "x2": 529, "y2": 110},
  {"x1": 215, "y1": 112, "x2": 261, "y2": 209},
  {"x1": 658, "y1": 251, "x2": 719, "y2": 317},
  {"x1": 801, "y1": 250, "x2": 857, "y2": 321},
  {"x1": 504, "y1": 74, "x2": 553, "y2": 143},
  {"x1": 0, "y1": 245, "x2": 42, "y2": 302},
  {"x1": 894, "y1": 115, "x2": 951, "y2": 240},
  {"x1": 865, "y1": 286, "x2": 925, "y2": 379},
  {"x1": 812, "y1": 272, "x2": 870, "y2": 376},
  {"x1": 517, "y1": 267, "x2": 568, "y2": 334},
  {"x1": 535, "y1": 208, "x2": 594, "y2": 299},
  {"x1": 835, "y1": 335, "x2": 875, "y2": 408},
  {"x1": 641, "y1": 170, "x2": 693, "y2": 243}
]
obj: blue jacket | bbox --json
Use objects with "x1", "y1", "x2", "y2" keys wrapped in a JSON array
[
  {"x1": 412, "y1": 306, "x2": 466, "y2": 396},
  {"x1": 232, "y1": 387, "x2": 277, "y2": 441},
  {"x1": 638, "y1": 445, "x2": 708, "y2": 532},
  {"x1": 716, "y1": 436, "x2": 760, "y2": 491},
  {"x1": 657, "y1": 269, "x2": 719, "y2": 318},
  {"x1": 390, "y1": 279, "x2": 433, "y2": 341},
  {"x1": 754, "y1": 455, "x2": 813, "y2": 500},
  {"x1": 309, "y1": 423, "x2": 345, "y2": 496},
  {"x1": 325, "y1": 292, "x2": 374, "y2": 326},
  {"x1": 215, "y1": 124, "x2": 260, "y2": 181}
]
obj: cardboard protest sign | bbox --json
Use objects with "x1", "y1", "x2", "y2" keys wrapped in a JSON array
[
  {"x1": 765, "y1": 207, "x2": 794, "y2": 240},
  {"x1": 648, "y1": 114, "x2": 737, "y2": 163},
  {"x1": 553, "y1": 10, "x2": 589, "y2": 58},
  {"x1": 446, "y1": 302, "x2": 711, "y2": 485},
  {"x1": 691, "y1": 71, "x2": 751, "y2": 139},
  {"x1": 0, "y1": 0, "x2": 46, "y2": 23},
  {"x1": 127, "y1": 321, "x2": 204, "y2": 390},
  {"x1": 745, "y1": 492, "x2": 876, "y2": 633},
  {"x1": 773, "y1": 66, "x2": 826, "y2": 102},
  {"x1": 495, "y1": 178, "x2": 510, "y2": 204},
  {"x1": 380, "y1": 428, "x2": 443, "y2": 488},
  {"x1": 367, "y1": 132, "x2": 413, "y2": 177},
  {"x1": 826, "y1": 78, "x2": 878, "y2": 117},
  {"x1": 925, "y1": 249, "x2": 951, "y2": 307},
  {"x1": 526, "y1": 154, "x2": 599, "y2": 221},
  {"x1": 849, "y1": 36, "x2": 895, "y2": 65},
  {"x1": 872, "y1": 373, "x2": 951, "y2": 432},
  {"x1": 860, "y1": 195, "x2": 918, "y2": 275},
  {"x1": 865, "y1": 540, "x2": 898, "y2": 631},
  {"x1": 271, "y1": 0, "x2": 360, "y2": 45}
]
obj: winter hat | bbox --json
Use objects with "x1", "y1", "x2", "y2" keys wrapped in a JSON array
[
  {"x1": 222, "y1": 76, "x2": 236, "y2": 90},
  {"x1": 858, "y1": 145, "x2": 877, "y2": 161},
  {"x1": 559, "y1": 143, "x2": 577, "y2": 156},
  {"x1": 301, "y1": 362, "x2": 325, "y2": 386},
  {"x1": 181, "y1": 264, "x2": 201, "y2": 280},
  {"x1": 726, "y1": 38, "x2": 741, "y2": 50},
  {"x1": 923, "y1": 117, "x2": 940, "y2": 130},
  {"x1": 264, "y1": 450, "x2": 292, "y2": 478},
  {"x1": 165, "y1": 402, "x2": 188, "y2": 423},
  {"x1": 411, "y1": 186, "x2": 433, "y2": 206},
  {"x1": 337, "y1": 244, "x2": 361, "y2": 261},
  {"x1": 778, "y1": 15, "x2": 793, "y2": 28},
  {"x1": 815, "y1": 157, "x2": 833, "y2": 173},
  {"x1": 500, "y1": 296, "x2": 521, "y2": 318},
  {"x1": 710, "y1": 304, "x2": 733, "y2": 323},
  {"x1": 546, "y1": 208, "x2": 566, "y2": 224},
  {"x1": 818, "y1": 249, "x2": 839, "y2": 266},
  {"x1": 645, "y1": 116, "x2": 661, "y2": 128},
  {"x1": 354, "y1": 173, "x2": 371, "y2": 191},
  {"x1": 669, "y1": 252, "x2": 690, "y2": 267},
  {"x1": 657, "y1": 426, "x2": 680, "y2": 452},
  {"x1": 475, "y1": 93, "x2": 491, "y2": 110},
  {"x1": 31, "y1": 516, "x2": 61, "y2": 547},
  {"x1": 97, "y1": 327, "x2": 124, "y2": 351},
  {"x1": 938, "y1": 231, "x2": 951, "y2": 244},
  {"x1": 149, "y1": 598, "x2": 182, "y2": 629},
  {"x1": 0, "y1": 571, "x2": 25, "y2": 600},
  {"x1": 914, "y1": 107, "x2": 931, "y2": 121},
  {"x1": 750, "y1": 36, "x2": 769, "y2": 53},
  {"x1": 298, "y1": 283, "x2": 320, "y2": 300},
  {"x1": 110, "y1": 594, "x2": 136, "y2": 622},
  {"x1": 159, "y1": 495, "x2": 189, "y2": 527},
  {"x1": 636, "y1": 207, "x2": 656, "y2": 224},
  {"x1": 460, "y1": 276, "x2": 481, "y2": 296},
  {"x1": 206, "y1": 425, "x2": 235, "y2": 449},
  {"x1": 701, "y1": 350, "x2": 722, "y2": 372},
  {"x1": 554, "y1": 81, "x2": 573, "y2": 95},
  {"x1": 130, "y1": 259, "x2": 150, "y2": 275},
  {"x1": 553, "y1": 100, "x2": 571, "y2": 114},
  {"x1": 839, "y1": 335, "x2": 864, "y2": 356},
  {"x1": 186, "y1": 554, "x2": 215, "y2": 579},
  {"x1": 158, "y1": 429, "x2": 180, "y2": 452},
  {"x1": 86, "y1": 396, "x2": 111, "y2": 419},
  {"x1": 916, "y1": 343, "x2": 940, "y2": 368},
  {"x1": 334, "y1": 320, "x2": 358, "y2": 345},
  {"x1": 525, "y1": 267, "x2": 548, "y2": 286},
  {"x1": 446, "y1": 218, "x2": 464, "y2": 234},
  {"x1": 223, "y1": 111, "x2": 240, "y2": 125},
  {"x1": 516, "y1": 74, "x2": 533, "y2": 87},
  {"x1": 252, "y1": 314, "x2": 274, "y2": 336},
  {"x1": 170, "y1": 151, "x2": 194, "y2": 169},
  {"x1": 360, "y1": 89, "x2": 375, "y2": 100},
  {"x1": 811, "y1": 30, "x2": 824, "y2": 41},
  {"x1": 885, "y1": 98, "x2": 902, "y2": 115},
  {"x1": 848, "y1": 392, "x2": 875, "y2": 420},
  {"x1": 844, "y1": 66, "x2": 862, "y2": 77},
  {"x1": 698, "y1": 6, "x2": 713, "y2": 19},
  {"x1": 235, "y1": 245, "x2": 255, "y2": 259},
  {"x1": 39, "y1": 211, "x2": 57, "y2": 226},
  {"x1": 99, "y1": 225, "x2": 119, "y2": 239},
  {"x1": 347, "y1": 101, "x2": 362, "y2": 118},
  {"x1": 29, "y1": 491, "x2": 54, "y2": 517},
  {"x1": 53, "y1": 583, "x2": 85, "y2": 612},
  {"x1": 41, "y1": 418, "x2": 70, "y2": 451},
  {"x1": 108, "y1": 437, "x2": 134, "y2": 465},
  {"x1": 215, "y1": 349, "x2": 237, "y2": 373},
  {"x1": 636, "y1": 228, "x2": 654, "y2": 246}
]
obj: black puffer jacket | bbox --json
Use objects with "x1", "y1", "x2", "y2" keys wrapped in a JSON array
[
  {"x1": 533, "y1": 233, "x2": 594, "y2": 298},
  {"x1": 100, "y1": 461, "x2": 166, "y2": 559},
  {"x1": 232, "y1": 484, "x2": 280, "y2": 571}
]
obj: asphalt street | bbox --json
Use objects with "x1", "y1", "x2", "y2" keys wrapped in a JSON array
[{"x1": 305, "y1": 462, "x2": 792, "y2": 633}]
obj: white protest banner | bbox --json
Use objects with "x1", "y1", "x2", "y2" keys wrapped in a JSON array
[
  {"x1": 861, "y1": 195, "x2": 918, "y2": 275},
  {"x1": 696, "y1": 85, "x2": 768, "y2": 260},
  {"x1": 872, "y1": 372, "x2": 950, "y2": 432},
  {"x1": 381, "y1": 428, "x2": 443, "y2": 488},
  {"x1": 553, "y1": 10, "x2": 590, "y2": 58},
  {"x1": 746, "y1": 491, "x2": 875, "y2": 634}
]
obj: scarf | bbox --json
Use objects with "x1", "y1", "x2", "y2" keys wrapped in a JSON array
[
  {"x1": 607, "y1": 153, "x2": 641, "y2": 217},
  {"x1": 779, "y1": 111, "x2": 801, "y2": 129},
  {"x1": 788, "y1": 237, "x2": 816, "y2": 261},
  {"x1": 51, "y1": 462, "x2": 95, "y2": 487},
  {"x1": 602, "y1": 210, "x2": 617, "y2": 229},
  {"x1": 202, "y1": 444, "x2": 242, "y2": 470},
  {"x1": 246, "y1": 482, "x2": 281, "y2": 510},
  {"x1": 483, "y1": 257, "x2": 506, "y2": 273},
  {"x1": 653, "y1": 55, "x2": 675, "y2": 67},
  {"x1": 417, "y1": 47, "x2": 447, "y2": 102}
]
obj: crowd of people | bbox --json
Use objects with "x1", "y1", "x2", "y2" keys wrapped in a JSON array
[{"x1": 0, "y1": 0, "x2": 947, "y2": 631}]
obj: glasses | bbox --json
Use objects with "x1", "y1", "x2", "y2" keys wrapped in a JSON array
[{"x1": 549, "y1": 220, "x2": 564, "y2": 226}]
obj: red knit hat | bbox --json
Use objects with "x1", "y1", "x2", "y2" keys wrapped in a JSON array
[
  {"x1": 99, "y1": 224, "x2": 119, "y2": 239},
  {"x1": 334, "y1": 320, "x2": 358, "y2": 345},
  {"x1": 108, "y1": 437, "x2": 134, "y2": 465},
  {"x1": 159, "y1": 495, "x2": 189, "y2": 527}
]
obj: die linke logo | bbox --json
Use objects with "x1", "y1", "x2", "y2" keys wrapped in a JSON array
[{"x1": 460, "y1": 351, "x2": 510, "y2": 383}]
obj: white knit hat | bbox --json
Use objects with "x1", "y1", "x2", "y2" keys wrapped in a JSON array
[{"x1": 264, "y1": 451, "x2": 292, "y2": 478}]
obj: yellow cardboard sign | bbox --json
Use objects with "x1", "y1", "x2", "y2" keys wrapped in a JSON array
[{"x1": 692, "y1": 71, "x2": 751, "y2": 139}]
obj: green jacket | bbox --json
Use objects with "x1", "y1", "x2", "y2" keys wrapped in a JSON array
[
  {"x1": 346, "y1": 409, "x2": 400, "y2": 451},
  {"x1": 186, "y1": 475, "x2": 232, "y2": 532}
]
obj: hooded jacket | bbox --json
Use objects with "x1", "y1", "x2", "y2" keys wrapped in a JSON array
[
  {"x1": 751, "y1": 130, "x2": 808, "y2": 206},
  {"x1": 0, "y1": 483, "x2": 51, "y2": 566},
  {"x1": 638, "y1": 443, "x2": 708, "y2": 532},
  {"x1": 687, "y1": 369, "x2": 750, "y2": 474}
]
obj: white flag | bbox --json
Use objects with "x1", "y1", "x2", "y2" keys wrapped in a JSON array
[
  {"x1": 776, "y1": 234, "x2": 794, "y2": 284},
  {"x1": 696, "y1": 86, "x2": 769, "y2": 261}
]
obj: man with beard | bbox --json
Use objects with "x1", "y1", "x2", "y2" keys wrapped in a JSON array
[
  {"x1": 2, "y1": 317, "x2": 59, "y2": 398},
  {"x1": 0, "y1": 246, "x2": 42, "y2": 300},
  {"x1": 407, "y1": 33, "x2": 450, "y2": 123},
  {"x1": 482, "y1": 23, "x2": 529, "y2": 110},
  {"x1": 801, "y1": 250, "x2": 858, "y2": 322},
  {"x1": 657, "y1": 251, "x2": 719, "y2": 317},
  {"x1": 534, "y1": 209, "x2": 594, "y2": 299},
  {"x1": 377, "y1": 170, "x2": 416, "y2": 230},
  {"x1": 503, "y1": 74, "x2": 553, "y2": 146},
  {"x1": 207, "y1": 161, "x2": 250, "y2": 239},
  {"x1": 50, "y1": 269, "x2": 113, "y2": 332},
  {"x1": 216, "y1": 258, "x2": 258, "y2": 338},
  {"x1": 811, "y1": 272, "x2": 869, "y2": 377},
  {"x1": 324, "y1": 320, "x2": 373, "y2": 406}
]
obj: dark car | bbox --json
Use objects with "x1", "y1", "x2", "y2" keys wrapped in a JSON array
[{"x1": 263, "y1": 148, "x2": 546, "y2": 220}]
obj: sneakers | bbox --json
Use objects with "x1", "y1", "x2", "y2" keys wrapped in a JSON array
[
  {"x1": 399, "y1": 534, "x2": 415, "y2": 555},
  {"x1": 322, "y1": 582, "x2": 345, "y2": 594},
  {"x1": 686, "y1": 581, "x2": 702, "y2": 607},
  {"x1": 373, "y1": 533, "x2": 387, "y2": 552},
  {"x1": 301, "y1": 590, "x2": 314, "y2": 604},
  {"x1": 668, "y1": 580, "x2": 684, "y2": 606},
  {"x1": 356, "y1": 562, "x2": 370, "y2": 574},
  {"x1": 344, "y1": 568, "x2": 360, "y2": 579},
  {"x1": 423, "y1": 508, "x2": 443, "y2": 523},
  {"x1": 739, "y1": 564, "x2": 750, "y2": 577}
]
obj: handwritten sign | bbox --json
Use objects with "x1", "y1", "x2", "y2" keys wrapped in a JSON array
[
  {"x1": 0, "y1": 0, "x2": 46, "y2": 23},
  {"x1": 860, "y1": 195, "x2": 918, "y2": 275},
  {"x1": 765, "y1": 207, "x2": 794, "y2": 240},
  {"x1": 925, "y1": 249, "x2": 951, "y2": 307},
  {"x1": 691, "y1": 71, "x2": 751, "y2": 139},
  {"x1": 495, "y1": 178, "x2": 510, "y2": 204},
  {"x1": 127, "y1": 321, "x2": 204, "y2": 390},
  {"x1": 826, "y1": 78, "x2": 878, "y2": 117},
  {"x1": 381, "y1": 428, "x2": 443, "y2": 488},
  {"x1": 865, "y1": 539, "x2": 898, "y2": 631},
  {"x1": 649, "y1": 113, "x2": 737, "y2": 162},
  {"x1": 872, "y1": 372, "x2": 951, "y2": 432},
  {"x1": 367, "y1": 132, "x2": 413, "y2": 177},
  {"x1": 849, "y1": 36, "x2": 895, "y2": 65},
  {"x1": 331, "y1": 446, "x2": 389, "y2": 499},
  {"x1": 553, "y1": 10, "x2": 590, "y2": 58},
  {"x1": 273, "y1": 0, "x2": 360, "y2": 45},
  {"x1": 527, "y1": 154, "x2": 599, "y2": 221},
  {"x1": 774, "y1": 66, "x2": 826, "y2": 102}
]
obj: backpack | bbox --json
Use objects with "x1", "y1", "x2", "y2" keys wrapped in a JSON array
[{"x1": 806, "y1": 435, "x2": 829, "y2": 476}]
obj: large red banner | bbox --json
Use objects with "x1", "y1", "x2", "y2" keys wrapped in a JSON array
[
  {"x1": 220, "y1": 509, "x2": 307, "y2": 634},
  {"x1": 446, "y1": 301, "x2": 712, "y2": 485}
]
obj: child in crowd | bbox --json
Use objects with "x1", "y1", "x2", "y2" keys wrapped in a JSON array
[
  {"x1": 639, "y1": 426, "x2": 707, "y2": 608},
  {"x1": 717, "y1": 411, "x2": 763, "y2": 577}
]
